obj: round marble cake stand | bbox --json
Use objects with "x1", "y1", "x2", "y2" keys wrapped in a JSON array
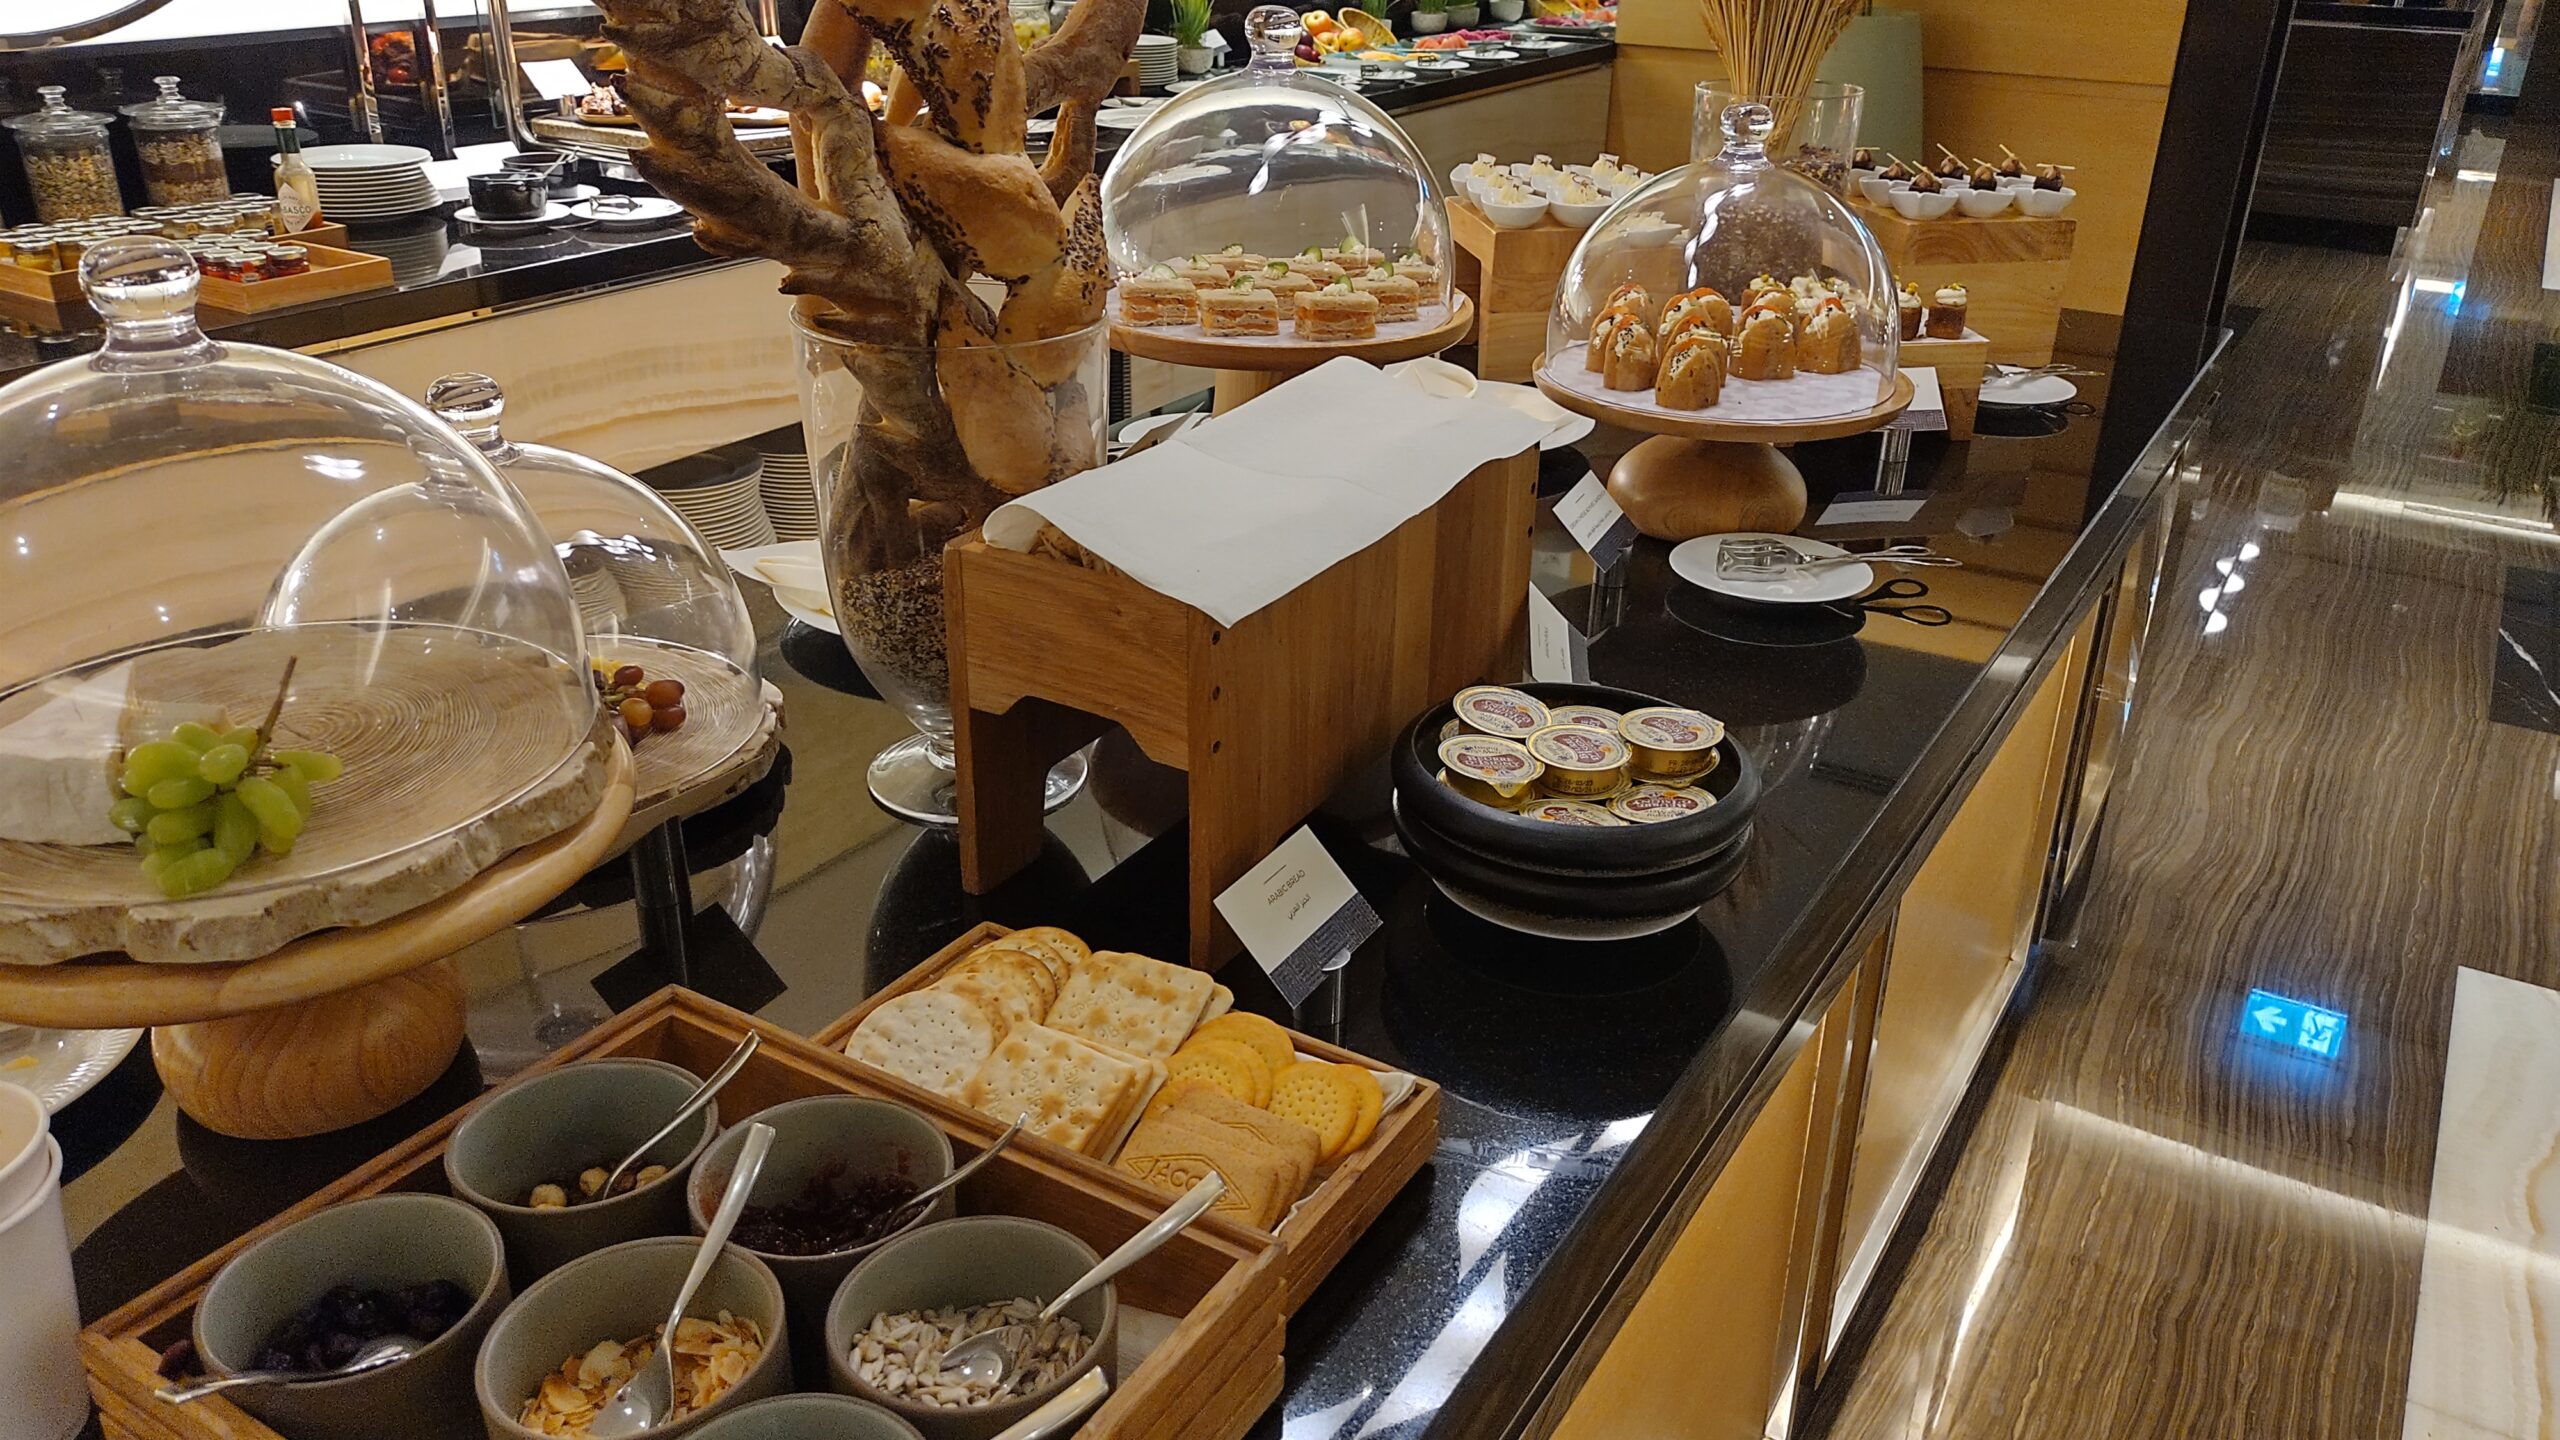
[
  {"x1": 1534, "y1": 363, "x2": 1915, "y2": 540},
  {"x1": 0, "y1": 739, "x2": 636, "y2": 1139},
  {"x1": 1113, "y1": 294, "x2": 1476, "y2": 413}
]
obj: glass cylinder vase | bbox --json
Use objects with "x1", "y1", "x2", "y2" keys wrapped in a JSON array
[
  {"x1": 794, "y1": 307, "x2": 1109, "y2": 825},
  {"x1": 1693, "y1": 80, "x2": 1864, "y2": 197}
]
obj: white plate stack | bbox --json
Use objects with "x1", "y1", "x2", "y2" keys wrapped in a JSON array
[
  {"x1": 756, "y1": 439, "x2": 820, "y2": 542},
  {"x1": 275, "y1": 143, "x2": 441, "y2": 221},
  {"x1": 643, "y1": 445, "x2": 775, "y2": 551},
  {"x1": 1133, "y1": 34, "x2": 1180, "y2": 88}
]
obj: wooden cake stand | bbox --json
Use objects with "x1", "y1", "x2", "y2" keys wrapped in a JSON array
[
  {"x1": 1535, "y1": 362, "x2": 1916, "y2": 540},
  {"x1": 0, "y1": 740, "x2": 636, "y2": 1139},
  {"x1": 1112, "y1": 294, "x2": 1476, "y2": 413}
]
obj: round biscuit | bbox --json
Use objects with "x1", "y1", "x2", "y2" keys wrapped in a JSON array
[
  {"x1": 1190, "y1": 1012, "x2": 1296, "y2": 1073},
  {"x1": 1166, "y1": 1037, "x2": 1271, "y2": 1107},
  {"x1": 1268, "y1": 1061, "x2": 1359, "y2": 1160},
  {"x1": 1338, "y1": 1063, "x2": 1385, "y2": 1153}
]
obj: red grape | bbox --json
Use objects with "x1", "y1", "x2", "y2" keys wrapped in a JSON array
[
  {"x1": 611, "y1": 664, "x2": 646, "y2": 689},
  {"x1": 653, "y1": 704, "x2": 686, "y2": 733},
  {"x1": 643, "y1": 678, "x2": 685, "y2": 708}
]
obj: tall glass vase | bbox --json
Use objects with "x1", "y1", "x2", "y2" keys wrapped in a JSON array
[
  {"x1": 794, "y1": 309, "x2": 1110, "y2": 825},
  {"x1": 1693, "y1": 80, "x2": 1864, "y2": 197}
]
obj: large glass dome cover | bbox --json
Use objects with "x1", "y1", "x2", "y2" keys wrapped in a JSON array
[
  {"x1": 0, "y1": 239, "x2": 596, "y2": 920},
  {"x1": 1099, "y1": 6, "x2": 1452, "y2": 304},
  {"x1": 1546, "y1": 102, "x2": 1899, "y2": 423}
]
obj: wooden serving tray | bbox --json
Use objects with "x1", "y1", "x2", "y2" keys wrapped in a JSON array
[
  {"x1": 195, "y1": 241, "x2": 395, "y2": 315},
  {"x1": 0, "y1": 222, "x2": 358, "y2": 309},
  {"x1": 81, "y1": 989, "x2": 1287, "y2": 1440},
  {"x1": 813, "y1": 923, "x2": 1442, "y2": 1312}
]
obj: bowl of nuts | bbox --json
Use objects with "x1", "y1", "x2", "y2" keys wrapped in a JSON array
[
  {"x1": 686, "y1": 1095, "x2": 954, "y2": 1374},
  {"x1": 445, "y1": 1058, "x2": 722, "y2": 1282},
  {"x1": 823, "y1": 1216, "x2": 1116, "y2": 1440},
  {"x1": 475, "y1": 1235, "x2": 792, "y2": 1439}
]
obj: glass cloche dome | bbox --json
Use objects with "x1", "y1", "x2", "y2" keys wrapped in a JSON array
[
  {"x1": 424, "y1": 372, "x2": 759, "y2": 754},
  {"x1": 0, "y1": 239, "x2": 598, "y2": 948},
  {"x1": 1100, "y1": 5, "x2": 1452, "y2": 310},
  {"x1": 1543, "y1": 101, "x2": 1899, "y2": 427}
]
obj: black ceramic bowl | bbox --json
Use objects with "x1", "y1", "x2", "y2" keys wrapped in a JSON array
[
  {"x1": 1394, "y1": 797, "x2": 1753, "y2": 921},
  {"x1": 1390, "y1": 681, "x2": 1760, "y2": 877},
  {"x1": 467, "y1": 169, "x2": 547, "y2": 219}
]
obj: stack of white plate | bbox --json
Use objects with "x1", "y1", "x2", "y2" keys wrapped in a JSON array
[
  {"x1": 757, "y1": 441, "x2": 820, "y2": 542},
  {"x1": 643, "y1": 445, "x2": 775, "y2": 551},
  {"x1": 273, "y1": 143, "x2": 441, "y2": 221},
  {"x1": 1132, "y1": 34, "x2": 1180, "y2": 87}
]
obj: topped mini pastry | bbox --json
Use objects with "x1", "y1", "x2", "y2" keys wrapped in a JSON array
[
  {"x1": 1467, "y1": 153, "x2": 1503, "y2": 186},
  {"x1": 1351, "y1": 266, "x2": 1420, "y2": 321},
  {"x1": 1878, "y1": 156, "x2": 1915, "y2": 183},
  {"x1": 1897, "y1": 281, "x2": 1924, "y2": 340},
  {"x1": 1487, "y1": 175, "x2": 1535, "y2": 206},
  {"x1": 1852, "y1": 146, "x2": 1878, "y2": 172},
  {"x1": 1907, "y1": 168, "x2": 1946, "y2": 195},
  {"x1": 1742, "y1": 273, "x2": 1789, "y2": 312},
  {"x1": 1254, "y1": 258, "x2": 1317, "y2": 296},
  {"x1": 1215, "y1": 243, "x2": 1267, "y2": 275},
  {"x1": 1588, "y1": 153, "x2": 1633, "y2": 185},
  {"x1": 1288, "y1": 246, "x2": 1347, "y2": 284},
  {"x1": 1525, "y1": 154, "x2": 1562, "y2": 186},
  {"x1": 2034, "y1": 162, "x2": 2072, "y2": 192},
  {"x1": 1560, "y1": 173, "x2": 1604, "y2": 205},
  {"x1": 1933, "y1": 146, "x2": 1968, "y2": 179},
  {"x1": 1200, "y1": 275, "x2": 1281, "y2": 336},
  {"x1": 1968, "y1": 164, "x2": 2001, "y2": 193},
  {"x1": 1393, "y1": 253, "x2": 1441, "y2": 289},
  {"x1": 1335, "y1": 236, "x2": 1386, "y2": 268},
  {"x1": 1996, "y1": 145, "x2": 2027, "y2": 181},
  {"x1": 1925, "y1": 282, "x2": 1967, "y2": 340},
  {"x1": 1297, "y1": 279, "x2": 1380, "y2": 340},
  {"x1": 1601, "y1": 281, "x2": 1654, "y2": 324},
  {"x1": 1121, "y1": 263, "x2": 1201, "y2": 327},
  {"x1": 1175, "y1": 254, "x2": 1231, "y2": 287},
  {"x1": 1660, "y1": 286, "x2": 1733, "y2": 343}
]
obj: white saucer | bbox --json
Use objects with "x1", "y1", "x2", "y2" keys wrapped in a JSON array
[
  {"x1": 0, "y1": 1025, "x2": 143, "y2": 1114},
  {"x1": 1095, "y1": 109, "x2": 1152, "y2": 130},
  {"x1": 1979, "y1": 373, "x2": 2079, "y2": 407},
  {"x1": 1668, "y1": 532, "x2": 1874, "y2": 604},
  {"x1": 569, "y1": 195, "x2": 686, "y2": 227}
]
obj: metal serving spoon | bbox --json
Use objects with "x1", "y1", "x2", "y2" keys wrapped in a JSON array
[
  {"x1": 988, "y1": 1369, "x2": 1111, "y2": 1440},
  {"x1": 938, "y1": 1172, "x2": 1226, "y2": 1389},
  {"x1": 598, "y1": 1032, "x2": 759, "y2": 1200},
  {"x1": 156, "y1": 1335, "x2": 421, "y2": 1403},
  {"x1": 586, "y1": 1120, "x2": 776, "y2": 1437},
  {"x1": 876, "y1": 1118, "x2": 1022, "y2": 1232}
]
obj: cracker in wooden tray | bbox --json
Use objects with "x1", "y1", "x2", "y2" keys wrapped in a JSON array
[
  {"x1": 1161, "y1": 1084, "x2": 1319, "y2": 1205},
  {"x1": 1165, "y1": 1037, "x2": 1272, "y2": 1108},
  {"x1": 1340, "y1": 1063, "x2": 1386, "y2": 1154},
  {"x1": 962, "y1": 1021, "x2": 1151, "y2": 1155},
  {"x1": 989, "y1": 926, "x2": 1091, "y2": 989},
  {"x1": 1118, "y1": 1098, "x2": 1301, "y2": 1228},
  {"x1": 1189, "y1": 1012, "x2": 1296, "y2": 1073},
  {"x1": 1268, "y1": 1060, "x2": 1366, "y2": 1162},
  {"x1": 1048, "y1": 949, "x2": 1218, "y2": 1060},
  {"x1": 846, "y1": 991, "x2": 1005, "y2": 1100},
  {"x1": 937, "y1": 945, "x2": 1055, "y2": 1028}
]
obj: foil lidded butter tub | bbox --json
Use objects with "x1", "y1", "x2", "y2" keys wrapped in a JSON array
[
  {"x1": 1519, "y1": 798, "x2": 1624, "y2": 826},
  {"x1": 1610, "y1": 783, "x2": 1715, "y2": 824},
  {"x1": 1525, "y1": 723, "x2": 1630, "y2": 797},
  {"x1": 1440, "y1": 734, "x2": 1543, "y2": 808},
  {"x1": 1452, "y1": 684, "x2": 1551, "y2": 741},
  {"x1": 1619, "y1": 706, "x2": 1725, "y2": 781},
  {"x1": 1545, "y1": 703, "x2": 1623, "y2": 734}
]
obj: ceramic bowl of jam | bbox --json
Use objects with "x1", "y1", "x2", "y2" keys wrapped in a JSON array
[{"x1": 687, "y1": 1094, "x2": 954, "y2": 1374}]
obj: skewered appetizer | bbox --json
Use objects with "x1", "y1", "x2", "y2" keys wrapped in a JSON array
[
  {"x1": 1968, "y1": 163, "x2": 2001, "y2": 192},
  {"x1": 1933, "y1": 147, "x2": 1968, "y2": 179},
  {"x1": 1600, "y1": 316, "x2": 1657, "y2": 391},
  {"x1": 1907, "y1": 168, "x2": 1946, "y2": 195},
  {"x1": 1878, "y1": 156, "x2": 1915, "y2": 184},
  {"x1": 2034, "y1": 163, "x2": 2071, "y2": 191},
  {"x1": 1654, "y1": 330, "x2": 1726, "y2": 409},
  {"x1": 1201, "y1": 277, "x2": 1281, "y2": 335},
  {"x1": 1121, "y1": 264, "x2": 1201, "y2": 326},
  {"x1": 1296, "y1": 280, "x2": 1379, "y2": 340},
  {"x1": 1996, "y1": 145, "x2": 2027, "y2": 181},
  {"x1": 1852, "y1": 146, "x2": 1878, "y2": 172},
  {"x1": 1734, "y1": 306, "x2": 1796, "y2": 380}
]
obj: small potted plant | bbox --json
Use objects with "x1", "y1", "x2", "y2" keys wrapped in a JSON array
[
  {"x1": 1487, "y1": 0, "x2": 1524, "y2": 21},
  {"x1": 1411, "y1": 0, "x2": 1449, "y2": 33},
  {"x1": 1171, "y1": 0, "x2": 1216, "y2": 73},
  {"x1": 1447, "y1": 0, "x2": 1480, "y2": 25}
]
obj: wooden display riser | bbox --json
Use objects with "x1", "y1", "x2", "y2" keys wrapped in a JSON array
[
  {"x1": 1850, "y1": 198, "x2": 2077, "y2": 366},
  {"x1": 1448, "y1": 195, "x2": 1584, "y2": 384},
  {"x1": 947, "y1": 448, "x2": 1540, "y2": 967}
]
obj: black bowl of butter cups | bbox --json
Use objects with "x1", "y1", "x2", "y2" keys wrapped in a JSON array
[{"x1": 1388, "y1": 681, "x2": 1759, "y2": 877}]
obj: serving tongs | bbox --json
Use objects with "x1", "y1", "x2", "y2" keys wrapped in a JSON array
[{"x1": 1714, "y1": 537, "x2": 1960, "y2": 580}]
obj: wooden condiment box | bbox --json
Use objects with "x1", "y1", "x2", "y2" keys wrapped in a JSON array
[
  {"x1": 814, "y1": 923, "x2": 1441, "y2": 1314},
  {"x1": 81, "y1": 988, "x2": 1286, "y2": 1440}
]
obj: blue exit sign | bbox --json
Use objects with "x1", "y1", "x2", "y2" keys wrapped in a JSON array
[{"x1": 2241, "y1": 989, "x2": 2347, "y2": 1058}]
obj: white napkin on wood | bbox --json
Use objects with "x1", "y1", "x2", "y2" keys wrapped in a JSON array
[{"x1": 983, "y1": 358, "x2": 1556, "y2": 626}]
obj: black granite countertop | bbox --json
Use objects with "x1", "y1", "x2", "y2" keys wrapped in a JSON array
[
  {"x1": 2292, "y1": 1, "x2": 2480, "y2": 26},
  {"x1": 0, "y1": 35, "x2": 1612, "y2": 386},
  {"x1": 52, "y1": 319, "x2": 2223, "y2": 1440}
]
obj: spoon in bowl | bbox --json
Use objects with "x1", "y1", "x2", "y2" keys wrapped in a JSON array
[
  {"x1": 156, "y1": 1335, "x2": 421, "y2": 1403},
  {"x1": 937, "y1": 1171, "x2": 1226, "y2": 1390},
  {"x1": 877, "y1": 1117, "x2": 1022, "y2": 1231},
  {"x1": 598, "y1": 1032, "x2": 759, "y2": 1201},
  {"x1": 586, "y1": 1120, "x2": 776, "y2": 1438}
]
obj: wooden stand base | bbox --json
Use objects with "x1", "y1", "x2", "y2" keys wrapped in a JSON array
[
  {"x1": 151, "y1": 960, "x2": 467, "y2": 1140},
  {"x1": 949, "y1": 450, "x2": 1539, "y2": 967},
  {"x1": 1606, "y1": 437, "x2": 1809, "y2": 540}
]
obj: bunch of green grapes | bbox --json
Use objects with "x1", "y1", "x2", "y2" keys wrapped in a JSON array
[{"x1": 107, "y1": 721, "x2": 344, "y2": 899}]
